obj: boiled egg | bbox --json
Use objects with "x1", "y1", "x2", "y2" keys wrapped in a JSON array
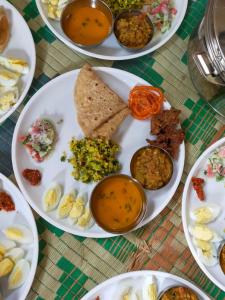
[
  {"x1": 0, "y1": 67, "x2": 20, "y2": 87},
  {"x1": 196, "y1": 243, "x2": 217, "y2": 267},
  {"x1": 69, "y1": 193, "x2": 87, "y2": 224},
  {"x1": 190, "y1": 204, "x2": 221, "y2": 224},
  {"x1": 8, "y1": 259, "x2": 30, "y2": 289},
  {"x1": 43, "y1": 182, "x2": 61, "y2": 212},
  {"x1": 0, "y1": 257, "x2": 14, "y2": 277},
  {"x1": 0, "y1": 56, "x2": 29, "y2": 74},
  {"x1": 6, "y1": 247, "x2": 25, "y2": 263},
  {"x1": 3, "y1": 224, "x2": 33, "y2": 244},
  {"x1": 57, "y1": 189, "x2": 77, "y2": 219},
  {"x1": 0, "y1": 87, "x2": 19, "y2": 114},
  {"x1": 188, "y1": 225, "x2": 223, "y2": 242},
  {"x1": 122, "y1": 287, "x2": 138, "y2": 300},
  {"x1": 77, "y1": 207, "x2": 93, "y2": 229},
  {"x1": 142, "y1": 276, "x2": 157, "y2": 300},
  {"x1": 0, "y1": 239, "x2": 16, "y2": 255}
]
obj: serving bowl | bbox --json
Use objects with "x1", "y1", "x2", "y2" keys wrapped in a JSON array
[
  {"x1": 90, "y1": 174, "x2": 147, "y2": 234},
  {"x1": 60, "y1": 0, "x2": 113, "y2": 48},
  {"x1": 158, "y1": 285, "x2": 200, "y2": 300},
  {"x1": 130, "y1": 145, "x2": 174, "y2": 190},
  {"x1": 113, "y1": 9, "x2": 154, "y2": 51}
]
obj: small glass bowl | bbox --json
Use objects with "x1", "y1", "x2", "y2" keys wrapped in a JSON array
[
  {"x1": 90, "y1": 174, "x2": 147, "y2": 234},
  {"x1": 113, "y1": 9, "x2": 154, "y2": 51},
  {"x1": 130, "y1": 145, "x2": 174, "y2": 190},
  {"x1": 60, "y1": 0, "x2": 113, "y2": 48}
]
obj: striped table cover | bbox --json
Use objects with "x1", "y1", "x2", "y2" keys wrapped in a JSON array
[{"x1": 0, "y1": 0, "x2": 225, "y2": 299}]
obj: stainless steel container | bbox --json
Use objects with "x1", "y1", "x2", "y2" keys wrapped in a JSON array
[{"x1": 188, "y1": 0, "x2": 225, "y2": 120}]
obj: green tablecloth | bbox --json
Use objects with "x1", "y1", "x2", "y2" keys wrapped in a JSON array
[{"x1": 1, "y1": 0, "x2": 225, "y2": 299}]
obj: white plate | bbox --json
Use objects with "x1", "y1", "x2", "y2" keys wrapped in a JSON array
[
  {"x1": 81, "y1": 270, "x2": 210, "y2": 299},
  {"x1": 0, "y1": 0, "x2": 36, "y2": 123},
  {"x1": 0, "y1": 173, "x2": 38, "y2": 300},
  {"x1": 35, "y1": 0, "x2": 188, "y2": 60},
  {"x1": 182, "y1": 137, "x2": 225, "y2": 292},
  {"x1": 12, "y1": 67, "x2": 185, "y2": 238}
]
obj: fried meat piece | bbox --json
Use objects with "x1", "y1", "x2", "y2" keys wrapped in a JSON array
[{"x1": 151, "y1": 108, "x2": 181, "y2": 135}]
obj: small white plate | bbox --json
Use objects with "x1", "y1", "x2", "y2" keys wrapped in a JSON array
[
  {"x1": 0, "y1": 173, "x2": 38, "y2": 300},
  {"x1": 81, "y1": 270, "x2": 210, "y2": 300},
  {"x1": 0, "y1": 0, "x2": 36, "y2": 123},
  {"x1": 182, "y1": 137, "x2": 225, "y2": 292},
  {"x1": 12, "y1": 67, "x2": 185, "y2": 238},
  {"x1": 35, "y1": 0, "x2": 188, "y2": 60}
]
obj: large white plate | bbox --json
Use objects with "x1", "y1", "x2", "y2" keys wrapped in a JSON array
[
  {"x1": 182, "y1": 137, "x2": 225, "y2": 292},
  {"x1": 35, "y1": 0, "x2": 188, "y2": 60},
  {"x1": 0, "y1": 173, "x2": 38, "y2": 300},
  {"x1": 81, "y1": 270, "x2": 210, "y2": 299},
  {"x1": 0, "y1": 0, "x2": 36, "y2": 124},
  {"x1": 12, "y1": 67, "x2": 185, "y2": 238}
]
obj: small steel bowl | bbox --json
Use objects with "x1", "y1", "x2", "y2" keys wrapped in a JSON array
[
  {"x1": 218, "y1": 241, "x2": 225, "y2": 274},
  {"x1": 60, "y1": 0, "x2": 113, "y2": 48},
  {"x1": 113, "y1": 9, "x2": 154, "y2": 51},
  {"x1": 90, "y1": 174, "x2": 147, "y2": 234},
  {"x1": 158, "y1": 285, "x2": 200, "y2": 300},
  {"x1": 130, "y1": 145, "x2": 174, "y2": 190}
]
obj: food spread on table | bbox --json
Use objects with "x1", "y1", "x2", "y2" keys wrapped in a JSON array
[
  {"x1": 0, "y1": 6, "x2": 29, "y2": 117},
  {"x1": 41, "y1": 0, "x2": 177, "y2": 51},
  {"x1": 16, "y1": 63, "x2": 184, "y2": 234},
  {"x1": 187, "y1": 145, "x2": 225, "y2": 269},
  {"x1": 0, "y1": 190, "x2": 33, "y2": 295}
]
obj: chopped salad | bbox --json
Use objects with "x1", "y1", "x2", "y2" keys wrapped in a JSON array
[
  {"x1": 148, "y1": 0, "x2": 177, "y2": 33},
  {"x1": 20, "y1": 119, "x2": 55, "y2": 163},
  {"x1": 204, "y1": 145, "x2": 225, "y2": 182}
]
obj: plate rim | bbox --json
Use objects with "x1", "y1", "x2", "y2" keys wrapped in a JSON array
[
  {"x1": 81, "y1": 270, "x2": 211, "y2": 300},
  {"x1": 182, "y1": 136, "x2": 225, "y2": 292},
  {"x1": 35, "y1": 0, "x2": 188, "y2": 60},
  {"x1": 0, "y1": 172, "x2": 39, "y2": 300},
  {"x1": 11, "y1": 67, "x2": 185, "y2": 238},
  {"x1": 0, "y1": 0, "x2": 36, "y2": 124}
]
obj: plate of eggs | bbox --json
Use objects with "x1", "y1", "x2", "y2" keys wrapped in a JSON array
[
  {"x1": 0, "y1": 173, "x2": 38, "y2": 300},
  {"x1": 182, "y1": 137, "x2": 225, "y2": 292}
]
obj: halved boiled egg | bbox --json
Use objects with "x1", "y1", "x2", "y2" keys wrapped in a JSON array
[
  {"x1": 69, "y1": 193, "x2": 87, "y2": 224},
  {"x1": 189, "y1": 225, "x2": 223, "y2": 242},
  {"x1": 43, "y1": 182, "x2": 61, "y2": 212},
  {"x1": 142, "y1": 275, "x2": 157, "y2": 300},
  {"x1": 0, "y1": 257, "x2": 14, "y2": 277},
  {"x1": 0, "y1": 86, "x2": 19, "y2": 115},
  {"x1": 196, "y1": 241, "x2": 218, "y2": 267},
  {"x1": 0, "y1": 67, "x2": 20, "y2": 87},
  {"x1": 6, "y1": 247, "x2": 25, "y2": 263},
  {"x1": 122, "y1": 287, "x2": 139, "y2": 300},
  {"x1": 77, "y1": 207, "x2": 93, "y2": 229},
  {"x1": 57, "y1": 189, "x2": 77, "y2": 219},
  {"x1": 0, "y1": 239, "x2": 16, "y2": 255},
  {"x1": 3, "y1": 224, "x2": 33, "y2": 244},
  {"x1": 0, "y1": 56, "x2": 29, "y2": 74},
  {"x1": 190, "y1": 204, "x2": 221, "y2": 224},
  {"x1": 8, "y1": 259, "x2": 30, "y2": 289}
]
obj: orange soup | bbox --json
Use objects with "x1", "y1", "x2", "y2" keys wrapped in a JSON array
[
  {"x1": 61, "y1": 5, "x2": 111, "y2": 46},
  {"x1": 91, "y1": 175, "x2": 146, "y2": 233}
]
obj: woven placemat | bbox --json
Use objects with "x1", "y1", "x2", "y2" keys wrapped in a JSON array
[{"x1": 0, "y1": 0, "x2": 225, "y2": 299}]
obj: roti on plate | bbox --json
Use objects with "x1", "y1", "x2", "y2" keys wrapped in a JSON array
[{"x1": 74, "y1": 64, "x2": 130, "y2": 137}]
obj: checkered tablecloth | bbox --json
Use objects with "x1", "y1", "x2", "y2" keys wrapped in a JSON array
[{"x1": 1, "y1": 0, "x2": 225, "y2": 299}]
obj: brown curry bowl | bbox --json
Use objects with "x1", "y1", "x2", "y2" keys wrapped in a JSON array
[
  {"x1": 130, "y1": 145, "x2": 174, "y2": 190},
  {"x1": 218, "y1": 241, "x2": 225, "y2": 274},
  {"x1": 158, "y1": 285, "x2": 200, "y2": 300},
  {"x1": 60, "y1": 0, "x2": 113, "y2": 48},
  {"x1": 113, "y1": 9, "x2": 154, "y2": 51},
  {"x1": 90, "y1": 174, "x2": 147, "y2": 234}
]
